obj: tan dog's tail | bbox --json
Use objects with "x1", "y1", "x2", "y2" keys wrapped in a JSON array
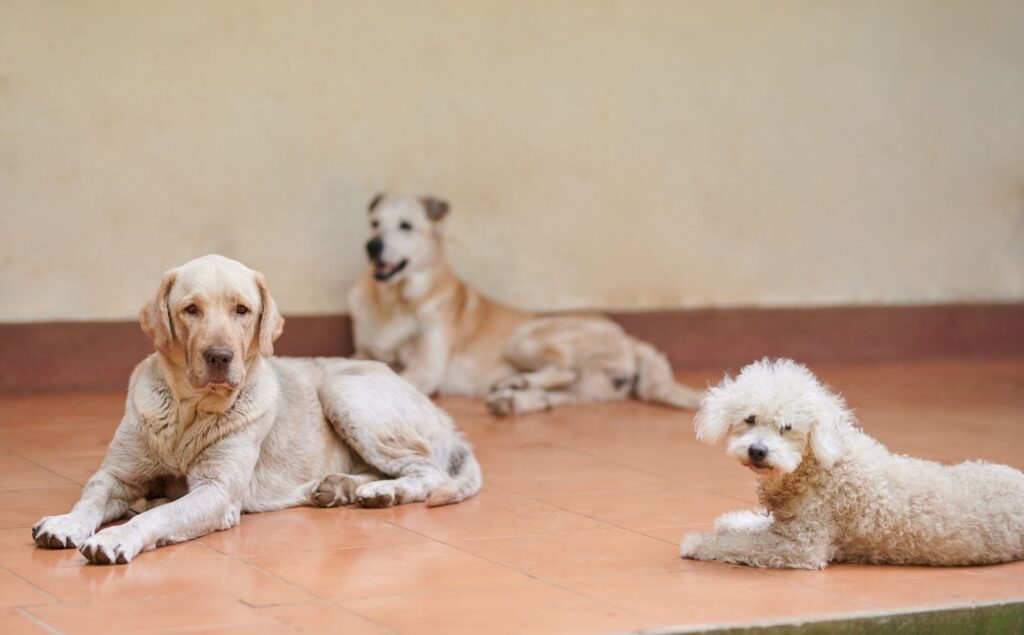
[
  {"x1": 632, "y1": 339, "x2": 703, "y2": 410},
  {"x1": 426, "y1": 441, "x2": 482, "y2": 507}
]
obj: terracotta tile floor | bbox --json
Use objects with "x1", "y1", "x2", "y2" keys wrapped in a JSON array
[{"x1": 1, "y1": 358, "x2": 1022, "y2": 635}]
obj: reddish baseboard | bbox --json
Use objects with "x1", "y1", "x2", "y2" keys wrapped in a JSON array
[{"x1": 1, "y1": 304, "x2": 1021, "y2": 393}]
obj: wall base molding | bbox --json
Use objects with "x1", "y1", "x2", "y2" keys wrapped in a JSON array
[{"x1": 1, "y1": 303, "x2": 1021, "y2": 393}]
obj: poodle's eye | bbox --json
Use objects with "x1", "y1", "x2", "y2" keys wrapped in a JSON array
[
  {"x1": 371, "y1": 220, "x2": 379, "y2": 230},
  {"x1": 235, "y1": 305, "x2": 249, "y2": 315},
  {"x1": 781, "y1": 424, "x2": 792, "y2": 433},
  {"x1": 744, "y1": 415, "x2": 756, "y2": 425},
  {"x1": 184, "y1": 304, "x2": 199, "y2": 315},
  {"x1": 399, "y1": 221, "x2": 413, "y2": 231}
]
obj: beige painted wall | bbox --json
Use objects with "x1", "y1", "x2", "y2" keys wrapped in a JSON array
[{"x1": 1, "y1": 1, "x2": 1022, "y2": 322}]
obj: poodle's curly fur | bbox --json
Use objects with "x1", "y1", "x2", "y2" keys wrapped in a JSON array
[{"x1": 681, "y1": 358, "x2": 1024, "y2": 569}]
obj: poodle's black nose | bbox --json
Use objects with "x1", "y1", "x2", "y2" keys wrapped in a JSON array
[
  {"x1": 748, "y1": 443, "x2": 768, "y2": 463},
  {"x1": 366, "y1": 238, "x2": 384, "y2": 259}
]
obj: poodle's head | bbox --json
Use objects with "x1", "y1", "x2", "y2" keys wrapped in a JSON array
[{"x1": 694, "y1": 358, "x2": 854, "y2": 476}]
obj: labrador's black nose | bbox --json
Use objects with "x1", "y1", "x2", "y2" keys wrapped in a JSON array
[
  {"x1": 203, "y1": 347, "x2": 234, "y2": 369},
  {"x1": 366, "y1": 238, "x2": 384, "y2": 259},
  {"x1": 748, "y1": 443, "x2": 768, "y2": 463}
]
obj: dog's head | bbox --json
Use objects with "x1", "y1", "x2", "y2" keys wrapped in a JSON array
[
  {"x1": 138, "y1": 255, "x2": 284, "y2": 392},
  {"x1": 363, "y1": 193, "x2": 449, "y2": 284},
  {"x1": 694, "y1": 358, "x2": 853, "y2": 475}
]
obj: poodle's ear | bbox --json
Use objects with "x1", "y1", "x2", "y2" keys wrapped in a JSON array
[
  {"x1": 139, "y1": 270, "x2": 178, "y2": 355},
  {"x1": 420, "y1": 196, "x2": 450, "y2": 221},
  {"x1": 254, "y1": 271, "x2": 285, "y2": 357},
  {"x1": 810, "y1": 393, "x2": 852, "y2": 469},
  {"x1": 368, "y1": 192, "x2": 385, "y2": 212},
  {"x1": 694, "y1": 378, "x2": 734, "y2": 444}
]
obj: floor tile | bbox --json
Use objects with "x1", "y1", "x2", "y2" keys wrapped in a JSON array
[
  {"x1": 0, "y1": 567, "x2": 56, "y2": 608},
  {"x1": 562, "y1": 568, "x2": 873, "y2": 625},
  {"x1": 342, "y1": 578, "x2": 652, "y2": 635},
  {"x1": 454, "y1": 528, "x2": 710, "y2": 579},
  {"x1": 26, "y1": 596, "x2": 280, "y2": 635},
  {"x1": 199, "y1": 506, "x2": 423, "y2": 556},
  {"x1": 0, "y1": 487, "x2": 84, "y2": 529},
  {"x1": 0, "y1": 609, "x2": 52, "y2": 635},
  {"x1": 258, "y1": 603, "x2": 398, "y2": 635},
  {"x1": 244, "y1": 540, "x2": 534, "y2": 602}
]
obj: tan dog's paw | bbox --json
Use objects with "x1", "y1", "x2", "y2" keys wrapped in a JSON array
[
  {"x1": 355, "y1": 481, "x2": 405, "y2": 508},
  {"x1": 485, "y1": 389, "x2": 517, "y2": 416},
  {"x1": 33, "y1": 514, "x2": 94, "y2": 550},
  {"x1": 312, "y1": 474, "x2": 360, "y2": 507},
  {"x1": 80, "y1": 525, "x2": 144, "y2": 565}
]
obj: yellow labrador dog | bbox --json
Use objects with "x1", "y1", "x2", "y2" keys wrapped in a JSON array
[
  {"x1": 349, "y1": 194, "x2": 704, "y2": 415},
  {"x1": 32, "y1": 255, "x2": 480, "y2": 564}
]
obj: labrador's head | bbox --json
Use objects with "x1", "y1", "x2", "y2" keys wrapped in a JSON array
[
  {"x1": 363, "y1": 193, "x2": 449, "y2": 284},
  {"x1": 139, "y1": 255, "x2": 284, "y2": 392}
]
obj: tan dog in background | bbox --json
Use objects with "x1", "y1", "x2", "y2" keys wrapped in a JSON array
[
  {"x1": 33, "y1": 255, "x2": 480, "y2": 564},
  {"x1": 348, "y1": 194, "x2": 703, "y2": 415}
]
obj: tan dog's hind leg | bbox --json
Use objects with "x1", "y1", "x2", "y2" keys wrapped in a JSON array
[
  {"x1": 493, "y1": 366, "x2": 578, "y2": 392},
  {"x1": 311, "y1": 472, "x2": 380, "y2": 507},
  {"x1": 632, "y1": 340, "x2": 703, "y2": 410},
  {"x1": 486, "y1": 388, "x2": 580, "y2": 416}
]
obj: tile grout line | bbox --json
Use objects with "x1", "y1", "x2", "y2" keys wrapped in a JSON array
[
  {"x1": 0, "y1": 563, "x2": 61, "y2": 606},
  {"x1": 17, "y1": 607, "x2": 65, "y2": 635},
  {"x1": 199, "y1": 542, "x2": 405, "y2": 635},
  {"x1": 8, "y1": 451, "x2": 86, "y2": 489}
]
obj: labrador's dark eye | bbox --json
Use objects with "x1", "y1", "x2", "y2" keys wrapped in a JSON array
[
  {"x1": 185, "y1": 304, "x2": 199, "y2": 315},
  {"x1": 781, "y1": 423, "x2": 792, "y2": 433},
  {"x1": 371, "y1": 220, "x2": 379, "y2": 229},
  {"x1": 399, "y1": 221, "x2": 413, "y2": 231},
  {"x1": 744, "y1": 415, "x2": 756, "y2": 425},
  {"x1": 236, "y1": 305, "x2": 249, "y2": 315}
]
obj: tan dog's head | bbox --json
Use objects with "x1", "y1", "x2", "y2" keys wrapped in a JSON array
[
  {"x1": 364, "y1": 193, "x2": 449, "y2": 284},
  {"x1": 138, "y1": 255, "x2": 284, "y2": 392},
  {"x1": 694, "y1": 358, "x2": 854, "y2": 476}
]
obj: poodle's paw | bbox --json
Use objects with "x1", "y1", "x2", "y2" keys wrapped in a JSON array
[
  {"x1": 355, "y1": 481, "x2": 407, "y2": 508},
  {"x1": 714, "y1": 510, "x2": 772, "y2": 534},
  {"x1": 312, "y1": 473, "x2": 363, "y2": 507},
  {"x1": 33, "y1": 514, "x2": 94, "y2": 550},
  {"x1": 680, "y1": 532, "x2": 711, "y2": 559},
  {"x1": 80, "y1": 525, "x2": 144, "y2": 565}
]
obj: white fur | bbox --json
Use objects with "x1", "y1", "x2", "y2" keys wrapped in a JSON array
[
  {"x1": 683, "y1": 358, "x2": 1024, "y2": 568},
  {"x1": 32, "y1": 255, "x2": 480, "y2": 564}
]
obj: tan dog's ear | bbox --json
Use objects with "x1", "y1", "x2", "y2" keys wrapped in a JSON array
[
  {"x1": 810, "y1": 393, "x2": 851, "y2": 469},
  {"x1": 139, "y1": 270, "x2": 178, "y2": 355},
  {"x1": 693, "y1": 375, "x2": 733, "y2": 444},
  {"x1": 420, "y1": 196, "x2": 450, "y2": 221},
  {"x1": 255, "y1": 272, "x2": 284, "y2": 357},
  {"x1": 368, "y1": 192, "x2": 385, "y2": 212}
]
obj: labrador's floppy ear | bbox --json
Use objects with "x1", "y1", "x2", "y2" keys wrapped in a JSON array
[
  {"x1": 810, "y1": 392, "x2": 852, "y2": 469},
  {"x1": 255, "y1": 272, "x2": 285, "y2": 357},
  {"x1": 139, "y1": 270, "x2": 178, "y2": 355},
  {"x1": 420, "y1": 196, "x2": 450, "y2": 222},
  {"x1": 693, "y1": 374, "x2": 734, "y2": 444},
  {"x1": 368, "y1": 192, "x2": 385, "y2": 212}
]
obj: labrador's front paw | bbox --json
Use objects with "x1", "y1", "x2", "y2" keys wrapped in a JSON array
[
  {"x1": 80, "y1": 525, "x2": 144, "y2": 565},
  {"x1": 33, "y1": 514, "x2": 94, "y2": 550}
]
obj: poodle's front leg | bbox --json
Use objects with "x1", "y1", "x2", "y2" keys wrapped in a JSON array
[{"x1": 681, "y1": 521, "x2": 830, "y2": 569}]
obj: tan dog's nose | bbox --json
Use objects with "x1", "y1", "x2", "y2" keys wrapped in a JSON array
[{"x1": 203, "y1": 347, "x2": 234, "y2": 371}]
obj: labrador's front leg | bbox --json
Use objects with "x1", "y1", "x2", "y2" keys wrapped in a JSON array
[
  {"x1": 33, "y1": 468, "x2": 144, "y2": 550},
  {"x1": 79, "y1": 434, "x2": 259, "y2": 564},
  {"x1": 34, "y1": 420, "x2": 151, "y2": 550},
  {"x1": 400, "y1": 324, "x2": 450, "y2": 396}
]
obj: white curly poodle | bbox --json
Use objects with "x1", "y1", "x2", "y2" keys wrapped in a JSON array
[{"x1": 680, "y1": 358, "x2": 1024, "y2": 569}]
